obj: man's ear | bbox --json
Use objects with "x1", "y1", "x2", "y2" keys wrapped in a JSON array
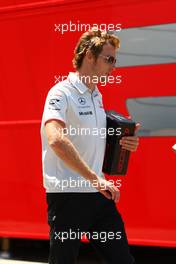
[{"x1": 85, "y1": 50, "x2": 94, "y2": 63}]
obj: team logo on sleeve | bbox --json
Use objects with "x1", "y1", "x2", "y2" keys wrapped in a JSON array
[
  {"x1": 49, "y1": 98, "x2": 60, "y2": 105},
  {"x1": 48, "y1": 97, "x2": 61, "y2": 111}
]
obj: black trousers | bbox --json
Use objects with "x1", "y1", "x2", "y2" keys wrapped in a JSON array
[{"x1": 46, "y1": 192, "x2": 135, "y2": 264}]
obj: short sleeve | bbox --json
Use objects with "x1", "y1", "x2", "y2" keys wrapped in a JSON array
[{"x1": 43, "y1": 88, "x2": 68, "y2": 125}]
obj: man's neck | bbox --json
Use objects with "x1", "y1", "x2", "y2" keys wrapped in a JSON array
[{"x1": 76, "y1": 70, "x2": 96, "y2": 92}]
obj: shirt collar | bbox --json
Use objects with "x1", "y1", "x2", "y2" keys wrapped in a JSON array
[{"x1": 68, "y1": 72, "x2": 99, "y2": 95}]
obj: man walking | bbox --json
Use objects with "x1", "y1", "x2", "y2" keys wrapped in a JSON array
[{"x1": 41, "y1": 28, "x2": 139, "y2": 264}]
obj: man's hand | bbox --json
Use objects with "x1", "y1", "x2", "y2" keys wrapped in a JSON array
[
  {"x1": 92, "y1": 176, "x2": 120, "y2": 203},
  {"x1": 119, "y1": 123, "x2": 140, "y2": 152},
  {"x1": 172, "y1": 144, "x2": 176, "y2": 153}
]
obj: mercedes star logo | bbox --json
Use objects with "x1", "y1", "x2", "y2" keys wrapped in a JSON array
[{"x1": 78, "y1": 97, "x2": 86, "y2": 105}]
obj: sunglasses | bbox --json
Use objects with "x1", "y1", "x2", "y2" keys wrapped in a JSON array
[{"x1": 99, "y1": 54, "x2": 117, "y2": 65}]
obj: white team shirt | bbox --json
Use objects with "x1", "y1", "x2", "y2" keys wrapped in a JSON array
[{"x1": 40, "y1": 72, "x2": 106, "y2": 192}]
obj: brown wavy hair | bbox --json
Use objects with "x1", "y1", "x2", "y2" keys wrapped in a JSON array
[{"x1": 72, "y1": 27, "x2": 120, "y2": 70}]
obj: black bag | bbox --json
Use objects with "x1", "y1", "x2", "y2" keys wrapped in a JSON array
[{"x1": 102, "y1": 110, "x2": 136, "y2": 175}]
